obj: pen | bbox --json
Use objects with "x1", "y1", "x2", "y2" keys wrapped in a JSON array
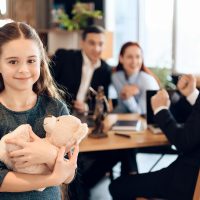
[{"x1": 114, "y1": 132, "x2": 131, "y2": 138}]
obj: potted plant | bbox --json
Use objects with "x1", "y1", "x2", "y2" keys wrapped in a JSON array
[
  {"x1": 56, "y1": 2, "x2": 103, "y2": 31},
  {"x1": 150, "y1": 67, "x2": 176, "y2": 89}
]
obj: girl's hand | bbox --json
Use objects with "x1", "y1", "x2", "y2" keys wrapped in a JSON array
[
  {"x1": 51, "y1": 145, "x2": 79, "y2": 185},
  {"x1": 6, "y1": 128, "x2": 58, "y2": 169}
]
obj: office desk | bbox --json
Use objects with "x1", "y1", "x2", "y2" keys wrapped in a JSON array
[{"x1": 80, "y1": 114, "x2": 168, "y2": 152}]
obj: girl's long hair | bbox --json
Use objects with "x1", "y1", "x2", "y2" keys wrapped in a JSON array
[{"x1": 0, "y1": 21, "x2": 64, "y2": 100}]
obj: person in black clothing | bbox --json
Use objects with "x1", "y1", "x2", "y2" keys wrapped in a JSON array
[
  {"x1": 51, "y1": 25, "x2": 111, "y2": 114},
  {"x1": 51, "y1": 25, "x2": 133, "y2": 200},
  {"x1": 109, "y1": 74, "x2": 200, "y2": 200}
]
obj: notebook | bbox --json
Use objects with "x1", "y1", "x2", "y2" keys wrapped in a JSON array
[
  {"x1": 146, "y1": 89, "x2": 192, "y2": 134},
  {"x1": 112, "y1": 120, "x2": 141, "y2": 131}
]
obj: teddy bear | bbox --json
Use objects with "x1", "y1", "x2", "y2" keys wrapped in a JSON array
[{"x1": 0, "y1": 114, "x2": 88, "y2": 179}]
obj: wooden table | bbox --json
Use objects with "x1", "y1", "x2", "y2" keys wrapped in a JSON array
[{"x1": 80, "y1": 114, "x2": 168, "y2": 152}]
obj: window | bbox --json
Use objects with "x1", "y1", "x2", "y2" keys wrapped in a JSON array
[
  {"x1": 105, "y1": 0, "x2": 138, "y2": 66},
  {"x1": 175, "y1": 0, "x2": 200, "y2": 74},
  {"x1": 105, "y1": 0, "x2": 173, "y2": 68},
  {"x1": 139, "y1": 0, "x2": 174, "y2": 68},
  {"x1": 105, "y1": 0, "x2": 200, "y2": 74},
  {"x1": 0, "y1": 0, "x2": 7, "y2": 15}
]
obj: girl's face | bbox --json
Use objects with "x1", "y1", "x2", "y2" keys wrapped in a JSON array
[
  {"x1": 120, "y1": 45, "x2": 143, "y2": 76},
  {"x1": 0, "y1": 38, "x2": 41, "y2": 92}
]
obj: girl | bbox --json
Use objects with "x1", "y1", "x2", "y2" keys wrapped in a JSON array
[
  {"x1": 112, "y1": 42, "x2": 160, "y2": 114},
  {"x1": 0, "y1": 21, "x2": 78, "y2": 199}
]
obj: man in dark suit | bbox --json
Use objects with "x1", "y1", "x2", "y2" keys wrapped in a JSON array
[
  {"x1": 109, "y1": 74, "x2": 200, "y2": 200},
  {"x1": 51, "y1": 25, "x2": 111, "y2": 113},
  {"x1": 51, "y1": 25, "x2": 120, "y2": 200}
]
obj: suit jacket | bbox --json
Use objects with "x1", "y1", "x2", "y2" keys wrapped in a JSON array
[
  {"x1": 155, "y1": 94, "x2": 200, "y2": 164},
  {"x1": 51, "y1": 49, "x2": 111, "y2": 104},
  {"x1": 154, "y1": 94, "x2": 200, "y2": 197}
]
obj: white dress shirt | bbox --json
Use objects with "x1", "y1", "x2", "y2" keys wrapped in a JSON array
[{"x1": 76, "y1": 51, "x2": 101, "y2": 102}]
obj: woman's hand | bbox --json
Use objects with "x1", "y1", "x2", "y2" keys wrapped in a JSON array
[
  {"x1": 51, "y1": 145, "x2": 79, "y2": 185},
  {"x1": 120, "y1": 84, "x2": 140, "y2": 99},
  {"x1": 6, "y1": 127, "x2": 58, "y2": 170}
]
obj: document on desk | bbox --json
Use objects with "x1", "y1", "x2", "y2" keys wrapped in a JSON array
[{"x1": 111, "y1": 120, "x2": 141, "y2": 131}]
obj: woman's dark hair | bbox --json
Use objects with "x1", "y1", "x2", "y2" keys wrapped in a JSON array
[
  {"x1": 0, "y1": 21, "x2": 64, "y2": 99},
  {"x1": 116, "y1": 42, "x2": 145, "y2": 72}
]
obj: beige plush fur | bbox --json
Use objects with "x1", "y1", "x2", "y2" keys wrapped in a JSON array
[{"x1": 0, "y1": 115, "x2": 88, "y2": 176}]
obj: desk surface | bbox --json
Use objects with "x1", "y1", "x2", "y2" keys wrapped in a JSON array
[{"x1": 79, "y1": 114, "x2": 168, "y2": 152}]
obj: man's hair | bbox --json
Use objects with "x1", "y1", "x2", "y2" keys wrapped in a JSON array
[{"x1": 82, "y1": 25, "x2": 105, "y2": 40}]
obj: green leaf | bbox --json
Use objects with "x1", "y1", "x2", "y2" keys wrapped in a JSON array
[{"x1": 56, "y1": 2, "x2": 103, "y2": 31}]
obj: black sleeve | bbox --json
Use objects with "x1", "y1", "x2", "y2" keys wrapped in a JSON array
[
  {"x1": 50, "y1": 49, "x2": 73, "y2": 83},
  {"x1": 100, "y1": 62, "x2": 111, "y2": 98},
  {"x1": 105, "y1": 67, "x2": 112, "y2": 98},
  {"x1": 50, "y1": 49, "x2": 64, "y2": 81},
  {"x1": 170, "y1": 94, "x2": 193, "y2": 123},
  {"x1": 155, "y1": 95, "x2": 200, "y2": 153}
]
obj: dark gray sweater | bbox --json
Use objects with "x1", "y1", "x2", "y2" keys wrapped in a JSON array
[{"x1": 0, "y1": 95, "x2": 69, "y2": 199}]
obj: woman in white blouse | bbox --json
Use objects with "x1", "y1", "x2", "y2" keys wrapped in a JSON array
[{"x1": 112, "y1": 42, "x2": 160, "y2": 114}]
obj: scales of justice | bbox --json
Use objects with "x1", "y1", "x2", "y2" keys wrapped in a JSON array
[{"x1": 87, "y1": 86, "x2": 110, "y2": 138}]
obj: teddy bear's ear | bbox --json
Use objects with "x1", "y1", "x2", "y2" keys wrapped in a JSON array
[{"x1": 43, "y1": 115, "x2": 57, "y2": 134}]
